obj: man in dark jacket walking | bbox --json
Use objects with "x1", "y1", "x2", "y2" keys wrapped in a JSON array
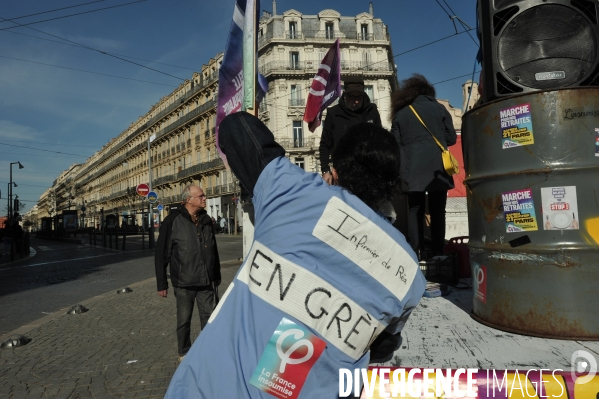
[
  {"x1": 155, "y1": 185, "x2": 221, "y2": 361},
  {"x1": 319, "y1": 77, "x2": 382, "y2": 184}
]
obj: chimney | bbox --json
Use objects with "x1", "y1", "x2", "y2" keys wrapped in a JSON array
[
  {"x1": 369, "y1": 2, "x2": 374, "y2": 16},
  {"x1": 273, "y1": 0, "x2": 277, "y2": 16}
]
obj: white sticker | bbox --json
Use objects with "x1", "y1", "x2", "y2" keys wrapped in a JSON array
[
  {"x1": 237, "y1": 241, "x2": 386, "y2": 360},
  {"x1": 541, "y1": 186, "x2": 580, "y2": 230},
  {"x1": 312, "y1": 196, "x2": 418, "y2": 301}
]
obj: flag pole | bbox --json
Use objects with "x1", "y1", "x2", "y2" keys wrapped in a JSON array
[{"x1": 252, "y1": 2, "x2": 258, "y2": 117}]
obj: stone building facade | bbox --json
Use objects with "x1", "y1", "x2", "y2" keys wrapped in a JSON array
[
  {"x1": 36, "y1": 6, "x2": 399, "y2": 230},
  {"x1": 257, "y1": 8, "x2": 398, "y2": 173}
]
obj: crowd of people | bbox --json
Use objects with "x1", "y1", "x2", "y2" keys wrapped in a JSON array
[{"x1": 154, "y1": 73, "x2": 456, "y2": 397}]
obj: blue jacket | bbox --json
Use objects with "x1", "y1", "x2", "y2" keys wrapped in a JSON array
[{"x1": 166, "y1": 112, "x2": 425, "y2": 398}]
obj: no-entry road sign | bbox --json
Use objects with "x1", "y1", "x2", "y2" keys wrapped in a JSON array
[{"x1": 136, "y1": 184, "x2": 150, "y2": 197}]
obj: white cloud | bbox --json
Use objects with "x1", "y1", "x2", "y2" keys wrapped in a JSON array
[{"x1": 0, "y1": 120, "x2": 41, "y2": 142}]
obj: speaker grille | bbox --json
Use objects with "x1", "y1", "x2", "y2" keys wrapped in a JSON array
[{"x1": 497, "y1": 4, "x2": 597, "y2": 90}]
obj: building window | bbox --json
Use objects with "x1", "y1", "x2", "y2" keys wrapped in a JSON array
[
  {"x1": 289, "y1": 21, "x2": 297, "y2": 39},
  {"x1": 362, "y1": 51, "x2": 371, "y2": 70},
  {"x1": 325, "y1": 22, "x2": 334, "y2": 39},
  {"x1": 361, "y1": 24, "x2": 369, "y2": 40},
  {"x1": 293, "y1": 121, "x2": 303, "y2": 147},
  {"x1": 364, "y1": 85, "x2": 374, "y2": 103},
  {"x1": 290, "y1": 52, "x2": 299, "y2": 69},
  {"x1": 295, "y1": 157, "x2": 305, "y2": 170},
  {"x1": 290, "y1": 85, "x2": 302, "y2": 106}
]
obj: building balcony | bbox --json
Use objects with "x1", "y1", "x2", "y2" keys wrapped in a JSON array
[
  {"x1": 259, "y1": 30, "x2": 383, "y2": 49},
  {"x1": 340, "y1": 60, "x2": 393, "y2": 72},
  {"x1": 276, "y1": 137, "x2": 315, "y2": 149},
  {"x1": 289, "y1": 98, "x2": 304, "y2": 107},
  {"x1": 153, "y1": 158, "x2": 225, "y2": 188},
  {"x1": 220, "y1": 182, "x2": 238, "y2": 194},
  {"x1": 285, "y1": 31, "x2": 303, "y2": 40},
  {"x1": 259, "y1": 60, "x2": 393, "y2": 76}
]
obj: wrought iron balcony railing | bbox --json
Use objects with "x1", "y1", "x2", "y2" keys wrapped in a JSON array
[
  {"x1": 289, "y1": 98, "x2": 304, "y2": 107},
  {"x1": 276, "y1": 137, "x2": 315, "y2": 149}
]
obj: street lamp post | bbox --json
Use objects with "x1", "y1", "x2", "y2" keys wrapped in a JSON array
[
  {"x1": 6, "y1": 182, "x2": 16, "y2": 224},
  {"x1": 9, "y1": 161, "x2": 24, "y2": 224},
  {"x1": 148, "y1": 134, "x2": 156, "y2": 248}
]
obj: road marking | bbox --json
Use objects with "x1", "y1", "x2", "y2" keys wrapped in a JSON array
[
  {"x1": 0, "y1": 252, "x2": 241, "y2": 272},
  {"x1": 37, "y1": 246, "x2": 52, "y2": 251},
  {"x1": 0, "y1": 253, "x2": 131, "y2": 271}
]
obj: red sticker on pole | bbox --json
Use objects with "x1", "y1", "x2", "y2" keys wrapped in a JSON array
[{"x1": 136, "y1": 184, "x2": 150, "y2": 197}]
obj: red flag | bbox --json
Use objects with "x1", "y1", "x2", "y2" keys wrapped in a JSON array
[{"x1": 303, "y1": 39, "x2": 341, "y2": 133}]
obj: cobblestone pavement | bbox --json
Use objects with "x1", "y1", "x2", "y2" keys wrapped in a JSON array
[
  {"x1": 0, "y1": 266, "x2": 241, "y2": 399},
  {"x1": 0, "y1": 235, "x2": 242, "y2": 398}
]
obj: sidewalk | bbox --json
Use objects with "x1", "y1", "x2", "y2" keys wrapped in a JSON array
[
  {"x1": 0, "y1": 277, "x2": 180, "y2": 398},
  {"x1": 1, "y1": 274, "x2": 598, "y2": 398}
]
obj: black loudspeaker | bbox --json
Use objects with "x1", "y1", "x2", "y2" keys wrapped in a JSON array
[{"x1": 478, "y1": 0, "x2": 599, "y2": 102}]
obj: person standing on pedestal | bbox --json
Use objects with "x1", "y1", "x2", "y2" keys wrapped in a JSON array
[
  {"x1": 319, "y1": 77, "x2": 382, "y2": 184},
  {"x1": 390, "y1": 74, "x2": 457, "y2": 259}
]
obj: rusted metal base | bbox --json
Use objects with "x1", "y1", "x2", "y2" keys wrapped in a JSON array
[{"x1": 470, "y1": 311, "x2": 599, "y2": 341}]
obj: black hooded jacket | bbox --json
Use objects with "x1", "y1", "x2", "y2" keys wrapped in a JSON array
[
  {"x1": 155, "y1": 206, "x2": 220, "y2": 291},
  {"x1": 318, "y1": 92, "x2": 382, "y2": 173},
  {"x1": 390, "y1": 95, "x2": 457, "y2": 192}
]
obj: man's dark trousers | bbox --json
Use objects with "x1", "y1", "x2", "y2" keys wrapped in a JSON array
[{"x1": 174, "y1": 286, "x2": 215, "y2": 356}]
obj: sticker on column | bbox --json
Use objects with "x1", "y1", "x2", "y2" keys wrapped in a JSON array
[
  {"x1": 500, "y1": 103, "x2": 534, "y2": 149},
  {"x1": 501, "y1": 188, "x2": 538, "y2": 233},
  {"x1": 250, "y1": 317, "x2": 326, "y2": 399},
  {"x1": 595, "y1": 128, "x2": 599, "y2": 157},
  {"x1": 472, "y1": 263, "x2": 486, "y2": 303},
  {"x1": 541, "y1": 186, "x2": 580, "y2": 230}
]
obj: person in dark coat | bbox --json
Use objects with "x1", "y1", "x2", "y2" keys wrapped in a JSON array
[
  {"x1": 390, "y1": 74, "x2": 457, "y2": 258},
  {"x1": 155, "y1": 185, "x2": 221, "y2": 361},
  {"x1": 319, "y1": 77, "x2": 382, "y2": 184}
]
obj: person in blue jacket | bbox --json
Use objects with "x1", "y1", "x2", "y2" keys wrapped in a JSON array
[{"x1": 165, "y1": 112, "x2": 425, "y2": 398}]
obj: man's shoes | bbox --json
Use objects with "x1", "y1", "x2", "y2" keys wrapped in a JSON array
[{"x1": 178, "y1": 355, "x2": 185, "y2": 362}]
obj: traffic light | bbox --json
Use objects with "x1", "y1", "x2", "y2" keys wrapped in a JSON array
[{"x1": 13, "y1": 198, "x2": 19, "y2": 212}]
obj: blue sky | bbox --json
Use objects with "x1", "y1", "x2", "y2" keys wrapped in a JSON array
[{"x1": 0, "y1": 0, "x2": 479, "y2": 210}]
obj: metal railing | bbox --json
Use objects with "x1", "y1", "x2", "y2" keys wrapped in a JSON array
[
  {"x1": 259, "y1": 60, "x2": 393, "y2": 76},
  {"x1": 276, "y1": 137, "x2": 315, "y2": 149},
  {"x1": 285, "y1": 31, "x2": 303, "y2": 39},
  {"x1": 152, "y1": 158, "x2": 225, "y2": 187},
  {"x1": 289, "y1": 98, "x2": 304, "y2": 107},
  {"x1": 76, "y1": 100, "x2": 216, "y2": 189}
]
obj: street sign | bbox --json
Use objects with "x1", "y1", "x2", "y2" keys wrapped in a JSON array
[
  {"x1": 136, "y1": 183, "x2": 150, "y2": 197},
  {"x1": 147, "y1": 191, "x2": 158, "y2": 204},
  {"x1": 157, "y1": 204, "x2": 164, "y2": 211}
]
